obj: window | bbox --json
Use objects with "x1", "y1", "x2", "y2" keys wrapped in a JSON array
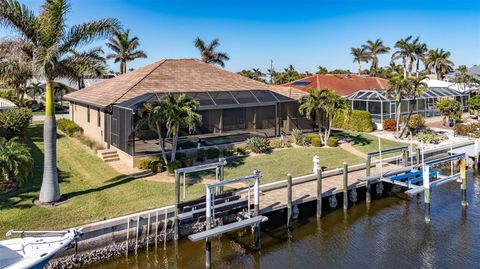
[
  {"x1": 87, "y1": 105, "x2": 90, "y2": 123},
  {"x1": 97, "y1": 108, "x2": 101, "y2": 127}
]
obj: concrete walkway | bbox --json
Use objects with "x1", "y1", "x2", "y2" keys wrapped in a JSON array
[{"x1": 339, "y1": 142, "x2": 368, "y2": 159}]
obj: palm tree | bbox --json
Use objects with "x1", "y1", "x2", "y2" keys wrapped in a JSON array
[
  {"x1": 0, "y1": 38, "x2": 33, "y2": 102},
  {"x1": 391, "y1": 36, "x2": 414, "y2": 78},
  {"x1": 162, "y1": 94, "x2": 201, "y2": 161},
  {"x1": 71, "y1": 47, "x2": 107, "y2": 89},
  {"x1": 194, "y1": 37, "x2": 230, "y2": 67},
  {"x1": 398, "y1": 76, "x2": 427, "y2": 138},
  {"x1": 299, "y1": 88, "x2": 350, "y2": 145},
  {"x1": 27, "y1": 82, "x2": 43, "y2": 102},
  {"x1": 412, "y1": 39, "x2": 427, "y2": 78},
  {"x1": 350, "y1": 47, "x2": 369, "y2": 74},
  {"x1": 362, "y1": 38, "x2": 390, "y2": 76},
  {"x1": 0, "y1": 0, "x2": 119, "y2": 203},
  {"x1": 424, "y1": 49, "x2": 454, "y2": 80},
  {"x1": 106, "y1": 29, "x2": 147, "y2": 75},
  {"x1": 137, "y1": 101, "x2": 168, "y2": 164},
  {"x1": 0, "y1": 137, "x2": 33, "y2": 187},
  {"x1": 54, "y1": 83, "x2": 68, "y2": 109}
]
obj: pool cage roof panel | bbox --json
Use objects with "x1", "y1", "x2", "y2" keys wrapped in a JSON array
[
  {"x1": 114, "y1": 90, "x2": 294, "y2": 110},
  {"x1": 348, "y1": 87, "x2": 467, "y2": 102}
]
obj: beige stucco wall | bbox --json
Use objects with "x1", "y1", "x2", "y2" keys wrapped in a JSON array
[{"x1": 70, "y1": 102, "x2": 106, "y2": 145}]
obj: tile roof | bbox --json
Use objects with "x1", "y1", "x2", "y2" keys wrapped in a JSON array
[
  {"x1": 283, "y1": 74, "x2": 389, "y2": 96},
  {"x1": 65, "y1": 59, "x2": 280, "y2": 108}
]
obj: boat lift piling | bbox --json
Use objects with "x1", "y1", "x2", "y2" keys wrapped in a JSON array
[
  {"x1": 461, "y1": 159, "x2": 468, "y2": 207},
  {"x1": 343, "y1": 162, "x2": 348, "y2": 211},
  {"x1": 316, "y1": 168, "x2": 323, "y2": 218},
  {"x1": 287, "y1": 173, "x2": 293, "y2": 228},
  {"x1": 423, "y1": 166, "x2": 431, "y2": 223},
  {"x1": 174, "y1": 158, "x2": 227, "y2": 240}
]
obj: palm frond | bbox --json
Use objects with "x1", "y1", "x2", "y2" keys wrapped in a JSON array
[
  {"x1": 0, "y1": 0, "x2": 37, "y2": 42},
  {"x1": 61, "y1": 18, "x2": 120, "y2": 52}
]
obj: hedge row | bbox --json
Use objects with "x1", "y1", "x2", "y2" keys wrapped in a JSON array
[{"x1": 333, "y1": 110, "x2": 373, "y2": 132}]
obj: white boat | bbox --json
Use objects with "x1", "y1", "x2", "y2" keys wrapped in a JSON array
[{"x1": 0, "y1": 229, "x2": 82, "y2": 269}]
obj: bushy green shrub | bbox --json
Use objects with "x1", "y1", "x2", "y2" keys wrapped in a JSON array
[
  {"x1": 0, "y1": 137, "x2": 33, "y2": 188},
  {"x1": 138, "y1": 156, "x2": 166, "y2": 173},
  {"x1": 305, "y1": 133, "x2": 320, "y2": 144},
  {"x1": 196, "y1": 149, "x2": 206, "y2": 162},
  {"x1": 270, "y1": 140, "x2": 282, "y2": 148},
  {"x1": 0, "y1": 108, "x2": 32, "y2": 139},
  {"x1": 206, "y1": 147, "x2": 220, "y2": 159},
  {"x1": 401, "y1": 114, "x2": 425, "y2": 133},
  {"x1": 311, "y1": 136, "x2": 322, "y2": 147},
  {"x1": 416, "y1": 132, "x2": 439, "y2": 144},
  {"x1": 467, "y1": 96, "x2": 480, "y2": 113},
  {"x1": 176, "y1": 152, "x2": 193, "y2": 167},
  {"x1": 326, "y1": 137, "x2": 338, "y2": 147},
  {"x1": 235, "y1": 145, "x2": 247, "y2": 155},
  {"x1": 291, "y1": 128, "x2": 304, "y2": 146},
  {"x1": 383, "y1": 118, "x2": 397, "y2": 131},
  {"x1": 223, "y1": 147, "x2": 235, "y2": 157},
  {"x1": 57, "y1": 118, "x2": 83, "y2": 136},
  {"x1": 166, "y1": 160, "x2": 183, "y2": 174},
  {"x1": 333, "y1": 110, "x2": 373, "y2": 132},
  {"x1": 246, "y1": 137, "x2": 270, "y2": 153}
]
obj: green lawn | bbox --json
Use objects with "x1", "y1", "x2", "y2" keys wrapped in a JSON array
[
  {"x1": 345, "y1": 132, "x2": 407, "y2": 154},
  {"x1": 198, "y1": 147, "x2": 365, "y2": 184},
  {"x1": 0, "y1": 122, "x2": 205, "y2": 237}
]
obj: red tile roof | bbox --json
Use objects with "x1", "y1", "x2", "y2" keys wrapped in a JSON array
[
  {"x1": 283, "y1": 74, "x2": 389, "y2": 96},
  {"x1": 65, "y1": 59, "x2": 304, "y2": 107}
]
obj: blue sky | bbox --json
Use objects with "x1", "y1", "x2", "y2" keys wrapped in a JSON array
[{"x1": 1, "y1": 0, "x2": 479, "y2": 73}]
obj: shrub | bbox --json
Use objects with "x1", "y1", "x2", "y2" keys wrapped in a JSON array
[
  {"x1": 333, "y1": 110, "x2": 373, "y2": 132},
  {"x1": 0, "y1": 137, "x2": 33, "y2": 188},
  {"x1": 405, "y1": 114, "x2": 425, "y2": 132},
  {"x1": 311, "y1": 136, "x2": 322, "y2": 147},
  {"x1": 383, "y1": 118, "x2": 397, "y2": 131},
  {"x1": 196, "y1": 148, "x2": 206, "y2": 162},
  {"x1": 176, "y1": 152, "x2": 193, "y2": 167},
  {"x1": 416, "y1": 132, "x2": 439, "y2": 144},
  {"x1": 235, "y1": 145, "x2": 247, "y2": 155},
  {"x1": 206, "y1": 147, "x2": 220, "y2": 159},
  {"x1": 246, "y1": 137, "x2": 270, "y2": 153},
  {"x1": 0, "y1": 108, "x2": 32, "y2": 139},
  {"x1": 223, "y1": 147, "x2": 235, "y2": 157},
  {"x1": 305, "y1": 133, "x2": 320, "y2": 144},
  {"x1": 166, "y1": 160, "x2": 183, "y2": 174},
  {"x1": 74, "y1": 133, "x2": 104, "y2": 152},
  {"x1": 326, "y1": 136, "x2": 338, "y2": 147},
  {"x1": 467, "y1": 95, "x2": 480, "y2": 113},
  {"x1": 454, "y1": 122, "x2": 480, "y2": 137},
  {"x1": 138, "y1": 157, "x2": 166, "y2": 173},
  {"x1": 270, "y1": 140, "x2": 282, "y2": 148},
  {"x1": 291, "y1": 128, "x2": 304, "y2": 146},
  {"x1": 436, "y1": 98, "x2": 461, "y2": 125},
  {"x1": 57, "y1": 118, "x2": 83, "y2": 136}
]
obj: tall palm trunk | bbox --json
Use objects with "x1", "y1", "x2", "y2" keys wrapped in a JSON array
[
  {"x1": 416, "y1": 59, "x2": 420, "y2": 78},
  {"x1": 357, "y1": 61, "x2": 362, "y2": 75},
  {"x1": 171, "y1": 130, "x2": 179, "y2": 162},
  {"x1": 395, "y1": 95, "x2": 402, "y2": 137},
  {"x1": 39, "y1": 80, "x2": 60, "y2": 203},
  {"x1": 402, "y1": 57, "x2": 407, "y2": 78},
  {"x1": 156, "y1": 125, "x2": 168, "y2": 164},
  {"x1": 120, "y1": 60, "x2": 126, "y2": 74},
  {"x1": 398, "y1": 98, "x2": 416, "y2": 138}
]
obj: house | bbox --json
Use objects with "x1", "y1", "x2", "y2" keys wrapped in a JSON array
[
  {"x1": 65, "y1": 59, "x2": 308, "y2": 166},
  {"x1": 283, "y1": 74, "x2": 389, "y2": 96}
]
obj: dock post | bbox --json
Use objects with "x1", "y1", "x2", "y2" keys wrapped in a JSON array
[
  {"x1": 125, "y1": 217, "x2": 130, "y2": 256},
  {"x1": 366, "y1": 156, "x2": 372, "y2": 204},
  {"x1": 403, "y1": 149, "x2": 409, "y2": 167},
  {"x1": 460, "y1": 158, "x2": 468, "y2": 207},
  {"x1": 343, "y1": 162, "x2": 348, "y2": 211},
  {"x1": 205, "y1": 186, "x2": 212, "y2": 268},
  {"x1": 316, "y1": 168, "x2": 322, "y2": 218},
  {"x1": 135, "y1": 215, "x2": 140, "y2": 254},
  {"x1": 155, "y1": 211, "x2": 159, "y2": 249},
  {"x1": 174, "y1": 170, "x2": 180, "y2": 240},
  {"x1": 416, "y1": 147, "x2": 421, "y2": 165},
  {"x1": 219, "y1": 158, "x2": 225, "y2": 194},
  {"x1": 253, "y1": 170, "x2": 261, "y2": 250},
  {"x1": 287, "y1": 173, "x2": 293, "y2": 228},
  {"x1": 146, "y1": 213, "x2": 151, "y2": 250},
  {"x1": 423, "y1": 166, "x2": 431, "y2": 223},
  {"x1": 474, "y1": 140, "x2": 479, "y2": 171}
]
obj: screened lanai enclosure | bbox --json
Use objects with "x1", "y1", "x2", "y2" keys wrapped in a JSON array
[
  {"x1": 108, "y1": 90, "x2": 311, "y2": 156},
  {"x1": 348, "y1": 87, "x2": 469, "y2": 122}
]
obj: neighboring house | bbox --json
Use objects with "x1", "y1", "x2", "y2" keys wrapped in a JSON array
[
  {"x1": 65, "y1": 59, "x2": 307, "y2": 167},
  {"x1": 0, "y1": 97, "x2": 17, "y2": 110},
  {"x1": 283, "y1": 74, "x2": 389, "y2": 96}
]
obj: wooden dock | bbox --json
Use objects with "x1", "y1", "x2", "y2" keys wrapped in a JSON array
[{"x1": 248, "y1": 163, "x2": 399, "y2": 213}]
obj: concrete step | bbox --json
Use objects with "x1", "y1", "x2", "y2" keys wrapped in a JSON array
[{"x1": 104, "y1": 157, "x2": 120, "y2": 163}]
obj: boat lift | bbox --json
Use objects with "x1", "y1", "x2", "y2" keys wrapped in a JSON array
[
  {"x1": 188, "y1": 170, "x2": 267, "y2": 268},
  {"x1": 174, "y1": 158, "x2": 227, "y2": 239}
]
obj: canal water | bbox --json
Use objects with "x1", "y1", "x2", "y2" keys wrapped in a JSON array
[{"x1": 91, "y1": 176, "x2": 479, "y2": 269}]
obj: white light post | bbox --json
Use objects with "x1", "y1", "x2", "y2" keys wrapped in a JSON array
[{"x1": 313, "y1": 155, "x2": 320, "y2": 175}]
